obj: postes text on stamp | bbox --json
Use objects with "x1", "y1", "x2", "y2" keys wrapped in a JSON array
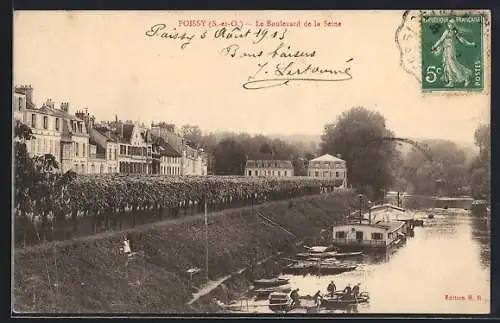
[{"x1": 421, "y1": 15, "x2": 483, "y2": 91}]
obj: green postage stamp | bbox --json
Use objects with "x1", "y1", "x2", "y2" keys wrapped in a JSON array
[{"x1": 421, "y1": 15, "x2": 484, "y2": 91}]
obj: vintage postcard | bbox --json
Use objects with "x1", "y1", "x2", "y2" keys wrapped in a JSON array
[{"x1": 12, "y1": 10, "x2": 491, "y2": 315}]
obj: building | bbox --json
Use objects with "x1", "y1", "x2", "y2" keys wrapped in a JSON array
[
  {"x1": 13, "y1": 85, "x2": 90, "y2": 174},
  {"x1": 151, "y1": 135, "x2": 182, "y2": 175},
  {"x1": 150, "y1": 123, "x2": 207, "y2": 176},
  {"x1": 76, "y1": 110, "x2": 120, "y2": 174},
  {"x1": 331, "y1": 221, "x2": 408, "y2": 250},
  {"x1": 182, "y1": 145, "x2": 207, "y2": 176},
  {"x1": 245, "y1": 160, "x2": 294, "y2": 177},
  {"x1": 307, "y1": 154, "x2": 347, "y2": 188}
]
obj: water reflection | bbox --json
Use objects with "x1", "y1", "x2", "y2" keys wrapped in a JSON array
[{"x1": 237, "y1": 210, "x2": 490, "y2": 314}]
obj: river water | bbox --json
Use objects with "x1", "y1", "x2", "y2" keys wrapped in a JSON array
[{"x1": 236, "y1": 209, "x2": 490, "y2": 314}]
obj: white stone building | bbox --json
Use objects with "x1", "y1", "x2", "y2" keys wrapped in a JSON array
[
  {"x1": 307, "y1": 154, "x2": 347, "y2": 188},
  {"x1": 245, "y1": 160, "x2": 294, "y2": 177},
  {"x1": 13, "y1": 85, "x2": 90, "y2": 174},
  {"x1": 150, "y1": 123, "x2": 207, "y2": 176}
]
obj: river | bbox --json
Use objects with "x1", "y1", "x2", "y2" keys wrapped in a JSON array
[{"x1": 235, "y1": 209, "x2": 490, "y2": 314}]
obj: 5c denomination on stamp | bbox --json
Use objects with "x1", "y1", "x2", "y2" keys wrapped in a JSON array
[{"x1": 421, "y1": 14, "x2": 484, "y2": 91}]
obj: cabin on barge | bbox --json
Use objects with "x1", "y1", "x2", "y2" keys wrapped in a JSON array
[
  {"x1": 332, "y1": 221, "x2": 408, "y2": 251},
  {"x1": 332, "y1": 203, "x2": 412, "y2": 251}
]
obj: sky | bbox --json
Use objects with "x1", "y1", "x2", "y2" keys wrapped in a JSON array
[{"x1": 13, "y1": 11, "x2": 490, "y2": 143}]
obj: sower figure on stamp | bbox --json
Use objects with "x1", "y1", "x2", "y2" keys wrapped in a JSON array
[{"x1": 431, "y1": 18, "x2": 476, "y2": 87}]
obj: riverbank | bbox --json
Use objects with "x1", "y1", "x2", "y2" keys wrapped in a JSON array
[{"x1": 13, "y1": 191, "x2": 356, "y2": 313}]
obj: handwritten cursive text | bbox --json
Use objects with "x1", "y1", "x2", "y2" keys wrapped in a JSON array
[{"x1": 243, "y1": 58, "x2": 354, "y2": 90}]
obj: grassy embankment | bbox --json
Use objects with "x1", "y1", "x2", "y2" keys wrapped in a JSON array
[{"x1": 14, "y1": 192, "x2": 356, "y2": 313}]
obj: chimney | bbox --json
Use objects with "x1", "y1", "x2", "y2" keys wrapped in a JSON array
[
  {"x1": 115, "y1": 114, "x2": 118, "y2": 123},
  {"x1": 45, "y1": 98, "x2": 55, "y2": 109},
  {"x1": 60, "y1": 102, "x2": 69, "y2": 112},
  {"x1": 16, "y1": 85, "x2": 33, "y2": 104}
]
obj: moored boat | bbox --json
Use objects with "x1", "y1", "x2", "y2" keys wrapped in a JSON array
[
  {"x1": 254, "y1": 285, "x2": 292, "y2": 300},
  {"x1": 282, "y1": 260, "x2": 357, "y2": 275},
  {"x1": 253, "y1": 277, "x2": 289, "y2": 288},
  {"x1": 296, "y1": 251, "x2": 363, "y2": 260},
  {"x1": 320, "y1": 291, "x2": 370, "y2": 308},
  {"x1": 268, "y1": 291, "x2": 293, "y2": 312}
]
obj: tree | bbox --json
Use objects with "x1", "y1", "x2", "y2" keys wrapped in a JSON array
[
  {"x1": 320, "y1": 107, "x2": 400, "y2": 200},
  {"x1": 474, "y1": 124, "x2": 490, "y2": 155},
  {"x1": 181, "y1": 124, "x2": 203, "y2": 148},
  {"x1": 469, "y1": 124, "x2": 490, "y2": 200},
  {"x1": 14, "y1": 120, "x2": 77, "y2": 244},
  {"x1": 213, "y1": 138, "x2": 247, "y2": 175},
  {"x1": 399, "y1": 139, "x2": 469, "y2": 196}
]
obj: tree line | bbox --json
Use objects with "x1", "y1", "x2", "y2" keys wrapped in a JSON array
[{"x1": 182, "y1": 107, "x2": 490, "y2": 202}]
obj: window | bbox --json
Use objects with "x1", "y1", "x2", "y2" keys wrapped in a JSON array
[
  {"x1": 43, "y1": 116, "x2": 48, "y2": 129},
  {"x1": 255, "y1": 170, "x2": 258, "y2": 176},
  {"x1": 91, "y1": 164, "x2": 95, "y2": 173},
  {"x1": 248, "y1": 170, "x2": 252, "y2": 176},
  {"x1": 278, "y1": 171, "x2": 281, "y2": 176},
  {"x1": 272, "y1": 171, "x2": 275, "y2": 176},
  {"x1": 31, "y1": 114, "x2": 36, "y2": 128},
  {"x1": 120, "y1": 145, "x2": 126, "y2": 155},
  {"x1": 114, "y1": 148, "x2": 117, "y2": 160},
  {"x1": 18, "y1": 97, "x2": 22, "y2": 110},
  {"x1": 371, "y1": 233, "x2": 383, "y2": 240},
  {"x1": 75, "y1": 143, "x2": 79, "y2": 157},
  {"x1": 55, "y1": 118, "x2": 60, "y2": 131},
  {"x1": 72, "y1": 121, "x2": 76, "y2": 132},
  {"x1": 285, "y1": 171, "x2": 288, "y2": 176},
  {"x1": 78, "y1": 123, "x2": 83, "y2": 133},
  {"x1": 335, "y1": 231, "x2": 346, "y2": 239},
  {"x1": 315, "y1": 171, "x2": 319, "y2": 177},
  {"x1": 336, "y1": 171, "x2": 340, "y2": 178}
]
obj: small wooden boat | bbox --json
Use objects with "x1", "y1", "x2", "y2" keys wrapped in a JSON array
[
  {"x1": 320, "y1": 291, "x2": 370, "y2": 308},
  {"x1": 253, "y1": 278, "x2": 289, "y2": 288},
  {"x1": 254, "y1": 285, "x2": 292, "y2": 299},
  {"x1": 282, "y1": 261, "x2": 357, "y2": 275},
  {"x1": 268, "y1": 291, "x2": 293, "y2": 312},
  {"x1": 297, "y1": 251, "x2": 363, "y2": 260}
]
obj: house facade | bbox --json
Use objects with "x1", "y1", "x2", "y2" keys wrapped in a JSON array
[
  {"x1": 152, "y1": 134, "x2": 183, "y2": 175},
  {"x1": 13, "y1": 85, "x2": 90, "y2": 174},
  {"x1": 245, "y1": 160, "x2": 294, "y2": 177},
  {"x1": 150, "y1": 123, "x2": 207, "y2": 176},
  {"x1": 307, "y1": 154, "x2": 347, "y2": 188},
  {"x1": 76, "y1": 110, "x2": 120, "y2": 174}
]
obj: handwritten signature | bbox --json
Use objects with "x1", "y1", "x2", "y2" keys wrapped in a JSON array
[{"x1": 242, "y1": 58, "x2": 354, "y2": 90}]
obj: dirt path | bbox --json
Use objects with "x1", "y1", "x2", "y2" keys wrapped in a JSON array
[
  {"x1": 187, "y1": 255, "x2": 275, "y2": 305},
  {"x1": 15, "y1": 194, "x2": 324, "y2": 255}
]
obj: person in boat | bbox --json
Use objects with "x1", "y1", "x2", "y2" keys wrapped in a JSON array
[
  {"x1": 352, "y1": 283, "x2": 360, "y2": 299},
  {"x1": 290, "y1": 289, "x2": 300, "y2": 307},
  {"x1": 313, "y1": 290, "x2": 322, "y2": 306},
  {"x1": 342, "y1": 284, "x2": 352, "y2": 299},
  {"x1": 327, "y1": 281, "x2": 337, "y2": 295}
]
